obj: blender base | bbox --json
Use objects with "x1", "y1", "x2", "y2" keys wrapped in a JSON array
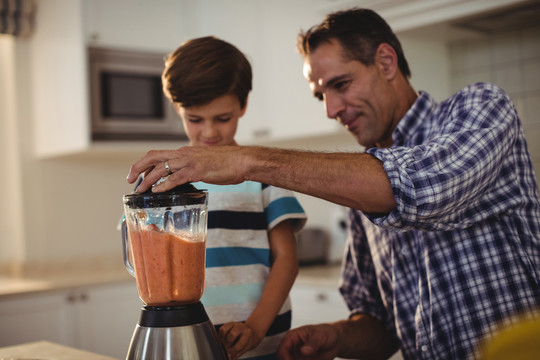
[{"x1": 126, "y1": 302, "x2": 228, "y2": 360}]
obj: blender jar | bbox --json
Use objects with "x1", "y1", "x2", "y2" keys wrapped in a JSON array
[{"x1": 122, "y1": 184, "x2": 208, "y2": 306}]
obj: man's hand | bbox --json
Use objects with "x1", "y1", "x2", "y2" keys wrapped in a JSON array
[
  {"x1": 126, "y1": 146, "x2": 246, "y2": 193},
  {"x1": 277, "y1": 323, "x2": 339, "y2": 360}
]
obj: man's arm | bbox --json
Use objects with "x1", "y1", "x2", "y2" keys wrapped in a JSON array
[
  {"x1": 277, "y1": 313, "x2": 398, "y2": 360},
  {"x1": 127, "y1": 145, "x2": 396, "y2": 213}
]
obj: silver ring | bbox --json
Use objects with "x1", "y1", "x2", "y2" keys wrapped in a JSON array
[{"x1": 164, "y1": 160, "x2": 172, "y2": 175}]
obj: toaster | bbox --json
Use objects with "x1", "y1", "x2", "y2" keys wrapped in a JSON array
[{"x1": 296, "y1": 227, "x2": 331, "y2": 265}]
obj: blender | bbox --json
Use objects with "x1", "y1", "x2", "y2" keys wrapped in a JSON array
[{"x1": 122, "y1": 183, "x2": 228, "y2": 360}]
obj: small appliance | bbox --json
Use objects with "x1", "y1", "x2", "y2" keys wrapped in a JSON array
[
  {"x1": 122, "y1": 183, "x2": 228, "y2": 360},
  {"x1": 89, "y1": 47, "x2": 187, "y2": 141}
]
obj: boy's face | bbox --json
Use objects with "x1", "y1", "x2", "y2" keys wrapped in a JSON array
[{"x1": 175, "y1": 94, "x2": 246, "y2": 147}]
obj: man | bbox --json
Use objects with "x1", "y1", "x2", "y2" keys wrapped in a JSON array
[{"x1": 127, "y1": 8, "x2": 540, "y2": 360}]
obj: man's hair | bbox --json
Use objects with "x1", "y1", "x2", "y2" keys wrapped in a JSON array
[
  {"x1": 297, "y1": 8, "x2": 411, "y2": 78},
  {"x1": 162, "y1": 36, "x2": 252, "y2": 108}
]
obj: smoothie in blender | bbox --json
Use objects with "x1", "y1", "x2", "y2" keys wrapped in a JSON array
[{"x1": 128, "y1": 224, "x2": 206, "y2": 306}]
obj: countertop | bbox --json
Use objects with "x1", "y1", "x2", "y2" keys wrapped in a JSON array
[
  {"x1": 295, "y1": 262, "x2": 343, "y2": 287},
  {"x1": 0, "y1": 260, "x2": 132, "y2": 300},
  {"x1": 0, "y1": 341, "x2": 119, "y2": 360},
  {"x1": 0, "y1": 260, "x2": 342, "y2": 299}
]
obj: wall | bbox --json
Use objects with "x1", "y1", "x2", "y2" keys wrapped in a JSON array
[
  {"x1": 0, "y1": 37, "x2": 25, "y2": 268},
  {"x1": 449, "y1": 24, "x2": 540, "y2": 186}
]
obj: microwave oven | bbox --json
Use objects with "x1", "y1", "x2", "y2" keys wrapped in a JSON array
[{"x1": 89, "y1": 47, "x2": 186, "y2": 141}]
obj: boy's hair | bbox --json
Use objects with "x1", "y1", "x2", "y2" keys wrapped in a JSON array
[
  {"x1": 162, "y1": 36, "x2": 252, "y2": 108},
  {"x1": 297, "y1": 8, "x2": 411, "y2": 79}
]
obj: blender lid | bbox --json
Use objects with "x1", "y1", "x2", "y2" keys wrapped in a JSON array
[{"x1": 123, "y1": 182, "x2": 207, "y2": 208}]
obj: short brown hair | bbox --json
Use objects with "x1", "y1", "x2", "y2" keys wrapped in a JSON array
[
  {"x1": 162, "y1": 36, "x2": 252, "y2": 108},
  {"x1": 297, "y1": 8, "x2": 411, "y2": 78}
]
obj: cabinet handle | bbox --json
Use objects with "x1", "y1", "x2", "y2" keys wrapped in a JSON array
[
  {"x1": 316, "y1": 292, "x2": 328, "y2": 302},
  {"x1": 67, "y1": 292, "x2": 89, "y2": 303},
  {"x1": 252, "y1": 128, "x2": 271, "y2": 138}
]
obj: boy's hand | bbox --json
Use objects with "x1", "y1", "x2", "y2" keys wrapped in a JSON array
[{"x1": 219, "y1": 321, "x2": 263, "y2": 360}]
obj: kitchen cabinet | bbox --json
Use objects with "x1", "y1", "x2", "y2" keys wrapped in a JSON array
[
  {"x1": 0, "y1": 281, "x2": 142, "y2": 359},
  {"x1": 29, "y1": 0, "x2": 193, "y2": 158},
  {"x1": 194, "y1": 0, "x2": 339, "y2": 144},
  {"x1": 83, "y1": 0, "x2": 194, "y2": 54},
  {"x1": 28, "y1": 0, "x2": 527, "y2": 157},
  {"x1": 28, "y1": 0, "x2": 340, "y2": 158},
  {"x1": 290, "y1": 281, "x2": 404, "y2": 360}
]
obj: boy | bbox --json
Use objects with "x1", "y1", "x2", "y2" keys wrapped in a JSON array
[{"x1": 162, "y1": 36, "x2": 307, "y2": 360}]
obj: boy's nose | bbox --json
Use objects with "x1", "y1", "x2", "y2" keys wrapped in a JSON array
[{"x1": 202, "y1": 123, "x2": 218, "y2": 137}]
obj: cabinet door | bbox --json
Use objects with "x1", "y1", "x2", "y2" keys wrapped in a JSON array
[
  {"x1": 0, "y1": 291, "x2": 76, "y2": 347},
  {"x1": 30, "y1": 0, "x2": 89, "y2": 157},
  {"x1": 83, "y1": 0, "x2": 189, "y2": 52},
  {"x1": 290, "y1": 284, "x2": 349, "y2": 328},
  {"x1": 75, "y1": 281, "x2": 142, "y2": 359},
  {"x1": 195, "y1": 0, "x2": 339, "y2": 144},
  {"x1": 254, "y1": 1, "x2": 339, "y2": 143}
]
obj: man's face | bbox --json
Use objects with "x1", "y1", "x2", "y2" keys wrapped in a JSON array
[{"x1": 303, "y1": 39, "x2": 395, "y2": 148}]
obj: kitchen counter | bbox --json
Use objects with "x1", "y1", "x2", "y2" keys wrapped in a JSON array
[
  {"x1": 0, "y1": 260, "x2": 342, "y2": 299},
  {"x1": 0, "y1": 341, "x2": 119, "y2": 360},
  {"x1": 0, "y1": 258, "x2": 132, "y2": 299},
  {"x1": 295, "y1": 263, "x2": 343, "y2": 287}
]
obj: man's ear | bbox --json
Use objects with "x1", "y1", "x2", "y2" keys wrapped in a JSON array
[{"x1": 376, "y1": 43, "x2": 398, "y2": 80}]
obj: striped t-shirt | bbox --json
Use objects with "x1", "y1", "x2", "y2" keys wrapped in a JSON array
[{"x1": 194, "y1": 181, "x2": 306, "y2": 360}]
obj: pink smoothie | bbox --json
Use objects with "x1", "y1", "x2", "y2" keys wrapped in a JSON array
[{"x1": 128, "y1": 224, "x2": 206, "y2": 306}]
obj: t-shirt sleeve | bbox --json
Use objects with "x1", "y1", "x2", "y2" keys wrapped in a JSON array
[{"x1": 263, "y1": 184, "x2": 307, "y2": 232}]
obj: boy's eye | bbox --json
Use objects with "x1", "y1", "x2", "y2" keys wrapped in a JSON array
[
  {"x1": 188, "y1": 118, "x2": 201, "y2": 123},
  {"x1": 217, "y1": 117, "x2": 231, "y2": 123}
]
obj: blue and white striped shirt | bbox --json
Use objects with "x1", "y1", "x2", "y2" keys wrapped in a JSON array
[
  {"x1": 340, "y1": 83, "x2": 540, "y2": 359},
  {"x1": 195, "y1": 181, "x2": 306, "y2": 360}
]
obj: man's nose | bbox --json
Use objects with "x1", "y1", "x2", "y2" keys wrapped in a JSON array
[{"x1": 324, "y1": 93, "x2": 345, "y2": 120}]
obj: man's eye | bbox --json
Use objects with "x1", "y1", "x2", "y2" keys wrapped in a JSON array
[{"x1": 334, "y1": 80, "x2": 349, "y2": 91}]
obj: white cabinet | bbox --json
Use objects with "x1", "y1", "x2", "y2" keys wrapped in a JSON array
[
  {"x1": 194, "y1": 0, "x2": 339, "y2": 145},
  {"x1": 0, "y1": 290, "x2": 76, "y2": 346},
  {"x1": 290, "y1": 283, "x2": 349, "y2": 328},
  {"x1": 27, "y1": 0, "x2": 530, "y2": 157},
  {"x1": 27, "y1": 0, "x2": 339, "y2": 158},
  {"x1": 0, "y1": 281, "x2": 142, "y2": 359},
  {"x1": 290, "y1": 282, "x2": 404, "y2": 360},
  {"x1": 28, "y1": 0, "x2": 194, "y2": 158},
  {"x1": 83, "y1": 0, "x2": 194, "y2": 53}
]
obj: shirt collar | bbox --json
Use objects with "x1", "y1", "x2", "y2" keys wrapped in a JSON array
[{"x1": 392, "y1": 91, "x2": 436, "y2": 146}]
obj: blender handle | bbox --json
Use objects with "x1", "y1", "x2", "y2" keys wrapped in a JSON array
[{"x1": 121, "y1": 216, "x2": 136, "y2": 277}]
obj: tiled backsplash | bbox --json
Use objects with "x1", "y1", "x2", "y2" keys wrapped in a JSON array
[{"x1": 449, "y1": 24, "x2": 540, "y2": 186}]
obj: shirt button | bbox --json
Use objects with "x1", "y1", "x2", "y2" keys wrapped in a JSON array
[
  {"x1": 421, "y1": 345, "x2": 428, "y2": 352},
  {"x1": 400, "y1": 247, "x2": 409, "y2": 255}
]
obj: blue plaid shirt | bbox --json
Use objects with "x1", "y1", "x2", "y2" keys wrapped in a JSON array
[{"x1": 340, "y1": 83, "x2": 540, "y2": 359}]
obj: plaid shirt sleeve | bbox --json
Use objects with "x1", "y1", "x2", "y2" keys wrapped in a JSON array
[{"x1": 366, "y1": 83, "x2": 524, "y2": 232}]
